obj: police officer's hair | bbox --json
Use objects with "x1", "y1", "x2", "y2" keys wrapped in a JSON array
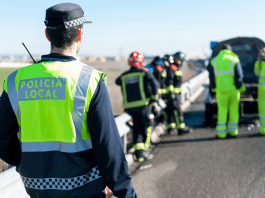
[
  {"x1": 222, "y1": 44, "x2": 232, "y2": 51},
  {"x1": 47, "y1": 19, "x2": 83, "y2": 49}
]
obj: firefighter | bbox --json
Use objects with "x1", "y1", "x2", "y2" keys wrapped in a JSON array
[
  {"x1": 164, "y1": 53, "x2": 190, "y2": 135},
  {"x1": 209, "y1": 44, "x2": 245, "y2": 138},
  {"x1": 152, "y1": 56, "x2": 167, "y2": 98},
  {"x1": 254, "y1": 47, "x2": 265, "y2": 135},
  {"x1": 116, "y1": 51, "x2": 159, "y2": 162}
]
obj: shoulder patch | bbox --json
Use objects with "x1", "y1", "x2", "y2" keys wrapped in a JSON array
[
  {"x1": 156, "y1": 65, "x2": 163, "y2": 72},
  {"x1": 170, "y1": 65, "x2": 178, "y2": 71}
]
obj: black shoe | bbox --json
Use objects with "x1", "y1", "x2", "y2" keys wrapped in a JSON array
[
  {"x1": 167, "y1": 128, "x2": 178, "y2": 134},
  {"x1": 227, "y1": 133, "x2": 237, "y2": 138},
  {"x1": 178, "y1": 126, "x2": 190, "y2": 135}
]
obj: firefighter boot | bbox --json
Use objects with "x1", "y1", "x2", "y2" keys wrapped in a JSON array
[
  {"x1": 143, "y1": 151, "x2": 154, "y2": 160},
  {"x1": 135, "y1": 150, "x2": 153, "y2": 162},
  {"x1": 167, "y1": 128, "x2": 178, "y2": 135},
  {"x1": 178, "y1": 126, "x2": 190, "y2": 135}
]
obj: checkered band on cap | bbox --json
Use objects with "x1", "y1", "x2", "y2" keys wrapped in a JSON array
[
  {"x1": 21, "y1": 166, "x2": 101, "y2": 190},
  {"x1": 64, "y1": 17, "x2": 86, "y2": 29}
]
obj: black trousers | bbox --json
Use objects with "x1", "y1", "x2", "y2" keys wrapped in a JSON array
[
  {"x1": 166, "y1": 94, "x2": 184, "y2": 129},
  {"x1": 126, "y1": 105, "x2": 152, "y2": 149}
]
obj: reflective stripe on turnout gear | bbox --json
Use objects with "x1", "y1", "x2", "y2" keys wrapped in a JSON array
[
  {"x1": 228, "y1": 127, "x2": 237, "y2": 131},
  {"x1": 21, "y1": 166, "x2": 101, "y2": 190},
  {"x1": 174, "y1": 88, "x2": 181, "y2": 93},
  {"x1": 260, "y1": 116, "x2": 265, "y2": 120},
  {"x1": 161, "y1": 71, "x2": 167, "y2": 78},
  {"x1": 166, "y1": 85, "x2": 174, "y2": 93},
  {"x1": 133, "y1": 143, "x2": 145, "y2": 151},
  {"x1": 144, "y1": 126, "x2": 152, "y2": 150},
  {"x1": 175, "y1": 70, "x2": 182, "y2": 76},
  {"x1": 121, "y1": 72, "x2": 149, "y2": 109},
  {"x1": 179, "y1": 123, "x2": 186, "y2": 129},
  {"x1": 255, "y1": 68, "x2": 261, "y2": 74},
  {"x1": 151, "y1": 94, "x2": 159, "y2": 100},
  {"x1": 123, "y1": 99, "x2": 150, "y2": 109},
  {"x1": 167, "y1": 123, "x2": 176, "y2": 129}
]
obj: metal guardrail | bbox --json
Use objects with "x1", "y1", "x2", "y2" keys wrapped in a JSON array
[{"x1": 0, "y1": 70, "x2": 209, "y2": 197}]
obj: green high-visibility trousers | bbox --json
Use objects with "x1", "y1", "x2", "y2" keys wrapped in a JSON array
[
  {"x1": 258, "y1": 85, "x2": 265, "y2": 135},
  {"x1": 216, "y1": 90, "x2": 240, "y2": 138}
]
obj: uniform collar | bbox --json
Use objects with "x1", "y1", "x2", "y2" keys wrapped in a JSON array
[{"x1": 39, "y1": 53, "x2": 77, "y2": 63}]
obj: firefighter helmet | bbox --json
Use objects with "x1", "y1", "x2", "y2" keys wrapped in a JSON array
[
  {"x1": 163, "y1": 54, "x2": 174, "y2": 67},
  {"x1": 173, "y1": 52, "x2": 186, "y2": 61},
  {"x1": 128, "y1": 51, "x2": 144, "y2": 68}
]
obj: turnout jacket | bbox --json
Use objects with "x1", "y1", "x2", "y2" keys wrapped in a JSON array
[
  {"x1": 116, "y1": 67, "x2": 159, "y2": 110},
  {"x1": 0, "y1": 53, "x2": 137, "y2": 198},
  {"x1": 153, "y1": 64, "x2": 167, "y2": 96},
  {"x1": 165, "y1": 64, "x2": 182, "y2": 96}
]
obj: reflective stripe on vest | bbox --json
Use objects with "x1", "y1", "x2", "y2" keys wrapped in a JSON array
[
  {"x1": 213, "y1": 57, "x2": 235, "y2": 76},
  {"x1": 7, "y1": 70, "x2": 21, "y2": 122},
  {"x1": 121, "y1": 72, "x2": 149, "y2": 109},
  {"x1": 72, "y1": 66, "x2": 93, "y2": 142},
  {"x1": 21, "y1": 166, "x2": 101, "y2": 190}
]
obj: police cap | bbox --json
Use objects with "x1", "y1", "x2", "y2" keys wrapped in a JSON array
[{"x1": 45, "y1": 3, "x2": 92, "y2": 30}]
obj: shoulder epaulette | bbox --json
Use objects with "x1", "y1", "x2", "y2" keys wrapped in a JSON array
[
  {"x1": 142, "y1": 68, "x2": 149, "y2": 72},
  {"x1": 170, "y1": 64, "x2": 178, "y2": 71},
  {"x1": 156, "y1": 65, "x2": 163, "y2": 72}
]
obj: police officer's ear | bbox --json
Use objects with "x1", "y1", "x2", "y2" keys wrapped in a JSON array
[
  {"x1": 45, "y1": 29, "x2": 50, "y2": 42},
  {"x1": 76, "y1": 29, "x2": 82, "y2": 43}
]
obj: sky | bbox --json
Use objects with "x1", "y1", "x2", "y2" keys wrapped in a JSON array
[{"x1": 1, "y1": 0, "x2": 265, "y2": 57}]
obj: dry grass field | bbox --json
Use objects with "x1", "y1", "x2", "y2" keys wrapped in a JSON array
[{"x1": 0, "y1": 60, "x2": 199, "y2": 172}]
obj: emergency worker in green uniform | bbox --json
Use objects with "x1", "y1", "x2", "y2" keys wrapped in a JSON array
[
  {"x1": 209, "y1": 44, "x2": 245, "y2": 139},
  {"x1": 254, "y1": 47, "x2": 265, "y2": 135}
]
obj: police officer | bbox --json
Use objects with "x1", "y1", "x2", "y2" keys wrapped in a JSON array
[
  {"x1": 0, "y1": 3, "x2": 137, "y2": 198},
  {"x1": 254, "y1": 47, "x2": 265, "y2": 135},
  {"x1": 164, "y1": 54, "x2": 190, "y2": 135},
  {"x1": 116, "y1": 51, "x2": 159, "y2": 162},
  {"x1": 209, "y1": 44, "x2": 245, "y2": 139}
]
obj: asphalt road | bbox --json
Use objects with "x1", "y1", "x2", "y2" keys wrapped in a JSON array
[{"x1": 130, "y1": 91, "x2": 265, "y2": 198}]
